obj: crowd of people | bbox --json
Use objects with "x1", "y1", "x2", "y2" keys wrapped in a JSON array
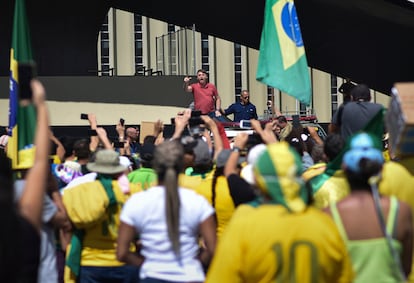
[{"x1": 1, "y1": 76, "x2": 414, "y2": 283}]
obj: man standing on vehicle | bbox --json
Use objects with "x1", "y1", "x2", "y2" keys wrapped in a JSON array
[
  {"x1": 328, "y1": 80, "x2": 356, "y2": 134},
  {"x1": 183, "y1": 69, "x2": 222, "y2": 119},
  {"x1": 222, "y1": 90, "x2": 258, "y2": 122},
  {"x1": 330, "y1": 84, "x2": 383, "y2": 141}
]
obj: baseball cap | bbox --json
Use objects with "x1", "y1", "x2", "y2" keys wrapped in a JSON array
[{"x1": 343, "y1": 132, "x2": 384, "y2": 173}]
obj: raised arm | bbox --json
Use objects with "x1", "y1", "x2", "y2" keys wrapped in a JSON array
[
  {"x1": 183, "y1": 76, "x2": 193, "y2": 93},
  {"x1": 224, "y1": 133, "x2": 248, "y2": 178},
  {"x1": 153, "y1": 119, "x2": 165, "y2": 145},
  {"x1": 96, "y1": 127, "x2": 113, "y2": 150},
  {"x1": 307, "y1": 125, "x2": 324, "y2": 146},
  {"x1": 49, "y1": 129, "x2": 66, "y2": 162},
  {"x1": 268, "y1": 100, "x2": 282, "y2": 117},
  {"x1": 251, "y1": 119, "x2": 264, "y2": 136},
  {"x1": 116, "y1": 119, "x2": 126, "y2": 142},
  {"x1": 87, "y1": 113, "x2": 99, "y2": 152},
  {"x1": 202, "y1": 115, "x2": 223, "y2": 161},
  {"x1": 20, "y1": 79, "x2": 50, "y2": 232},
  {"x1": 262, "y1": 122, "x2": 279, "y2": 144},
  {"x1": 171, "y1": 109, "x2": 191, "y2": 140}
]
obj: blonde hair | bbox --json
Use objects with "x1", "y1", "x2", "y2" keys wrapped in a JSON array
[{"x1": 153, "y1": 140, "x2": 184, "y2": 258}]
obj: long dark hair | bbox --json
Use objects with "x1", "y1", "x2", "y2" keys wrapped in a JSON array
[
  {"x1": 211, "y1": 167, "x2": 224, "y2": 208},
  {"x1": 153, "y1": 141, "x2": 184, "y2": 258},
  {"x1": 345, "y1": 158, "x2": 382, "y2": 190}
]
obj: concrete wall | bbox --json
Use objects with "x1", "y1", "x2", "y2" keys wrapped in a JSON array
[{"x1": 0, "y1": 76, "x2": 193, "y2": 126}]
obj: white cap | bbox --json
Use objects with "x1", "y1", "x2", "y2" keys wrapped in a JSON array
[
  {"x1": 240, "y1": 164, "x2": 255, "y2": 185},
  {"x1": 247, "y1": 143, "x2": 266, "y2": 165},
  {"x1": 240, "y1": 143, "x2": 266, "y2": 185},
  {"x1": 119, "y1": 156, "x2": 132, "y2": 168}
]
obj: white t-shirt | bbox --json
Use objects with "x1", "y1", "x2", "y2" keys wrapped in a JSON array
[{"x1": 120, "y1": 186, "x2": 214, "y2": 282}]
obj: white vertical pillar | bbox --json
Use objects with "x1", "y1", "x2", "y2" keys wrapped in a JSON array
[
  {"x1": 215, "y1": 38, "x2": 234, "y2": 110},
  {"x1": 115, "y1": 10, "x2": 135, "y2": 75}
]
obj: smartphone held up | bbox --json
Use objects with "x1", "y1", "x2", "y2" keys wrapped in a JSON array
[
  {"x1": 18, "y1": 61, "x2": 37, "y2": 100},
  {"x1": 239, "y1": 120, "x2": 252, "y2": 129}
]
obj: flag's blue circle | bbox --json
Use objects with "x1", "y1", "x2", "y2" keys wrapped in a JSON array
[{"x1": 281, "y1": 3, "x2": 304, "y2": 47}]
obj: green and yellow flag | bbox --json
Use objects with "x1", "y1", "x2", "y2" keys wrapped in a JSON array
[
  {"x1": 256, "y1": 0, "x2": 311, "y2": 106},
  {"x1": 309, "y1": 108, "x2": 385, "y2": 207},
  {"x1": 8, "y1": 0, "x2": 37, "y2": 169}
]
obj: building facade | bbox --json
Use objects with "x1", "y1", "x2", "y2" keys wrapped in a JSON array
[
  {"x1": 97, "y1": 9, "x2": 390, "y2": 124},
  {"x1": 0, "y1": 9, "x2": 391, "y2": 127}
]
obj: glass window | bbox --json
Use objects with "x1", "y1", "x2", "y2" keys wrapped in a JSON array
[
  {"x1": 234, "y1": 43, "x2": 242, "y2": 101},
  {"x1": 134, "y1": 14, "x2": 143, "y2": 73},
  {"x1": 331, "y1": 75, "x2": 338, "y2": 116}
]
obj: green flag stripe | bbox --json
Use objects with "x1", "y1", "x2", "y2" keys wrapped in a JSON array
[
  {"x1": 256, "y1": 0, "x2": 311, "y2": 106},
  {"x1": 310, "y1": 107, "x2": 385, "y2": 192}
]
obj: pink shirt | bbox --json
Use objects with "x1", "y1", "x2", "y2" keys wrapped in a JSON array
[{"x1": 191, "y1": 82, "x2": 218, "y2": 114}]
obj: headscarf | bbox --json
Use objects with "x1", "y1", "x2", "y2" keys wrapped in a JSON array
[{"x1": 253, "y1": 142, "x2": 308, "y2": 212}]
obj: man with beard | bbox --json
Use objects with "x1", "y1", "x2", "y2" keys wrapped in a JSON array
[{"x1": 183, "y1": 69, "x2": 222, "y2": 119}]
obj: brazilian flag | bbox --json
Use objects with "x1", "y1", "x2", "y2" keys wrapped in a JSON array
[
  {"x1": 256, "y1": 0, "x2": 311, "y2": 106},
  {"x1": 8, "y1": 0, "x2": 37, "y2": 169}
]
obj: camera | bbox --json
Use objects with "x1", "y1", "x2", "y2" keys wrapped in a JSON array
[
  {"x1": 188, "y1": 110, "x2": 205, "y2": 137},
  {"x1": 113, "y1": 141, "x2": 125, "y2": 148},
  {"x1": 189, "y1": 110, "x2": 204, "y2": 126}
]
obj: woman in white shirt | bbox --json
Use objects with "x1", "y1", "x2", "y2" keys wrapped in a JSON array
[{"x1": 117, "y1": 140, "x2": 216, "y2": 283}]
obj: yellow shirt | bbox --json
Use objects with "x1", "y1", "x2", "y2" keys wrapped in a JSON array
[
  {"x1": 178, "y1": 171, "x2": 213, "y2": 190},
  {"x1": 63, "y1": 180, "x2": 141, "y2": 266},
  {"x1": 195, "y1": 175, "x2": 235, "y2": 238},
  {"x1": 313, "y1": 170, "x2": 350, "y2": 209},
  {"x1": 206, "y1": 204, "x2": 354, "y2": 283}
]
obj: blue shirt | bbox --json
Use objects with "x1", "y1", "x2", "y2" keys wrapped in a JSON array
[{"x1": 224, "y1": 102, "x2": 258, "y2": 122}]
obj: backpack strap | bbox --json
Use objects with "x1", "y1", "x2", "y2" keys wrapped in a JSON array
[
  {"x1": 329, "y1": 202, "x2": 349, "y2": 242},
  {"x1": 386, "y1": 196, "x2": 399, "y2": 238},
  {"x1": 97, "y1": 174, "x2": 117, "y2": 206}
]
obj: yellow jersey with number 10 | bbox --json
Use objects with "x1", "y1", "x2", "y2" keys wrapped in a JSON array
[{"x1": 206, "y1": 204, "x2": 354, "y2": 283}]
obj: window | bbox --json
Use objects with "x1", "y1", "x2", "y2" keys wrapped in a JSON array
[
  {"x1": 134, "y1": 14, "x2": 144, "y2": 72},
  {"x1": 201, "y1": 34, "x2": 209, "y2": 73},
  {"x1": 234, "y1": 43, "x2": 242, "y2": 100},
  {"x1": 99, "y1": 15, "x2": 111, "y2": 76},
  {"x1": 168, "y1": 23, "x2": 177, "y2": 74},
  {"x1": 331, "y1": 75, "x2": 338, "y2": 115}
]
